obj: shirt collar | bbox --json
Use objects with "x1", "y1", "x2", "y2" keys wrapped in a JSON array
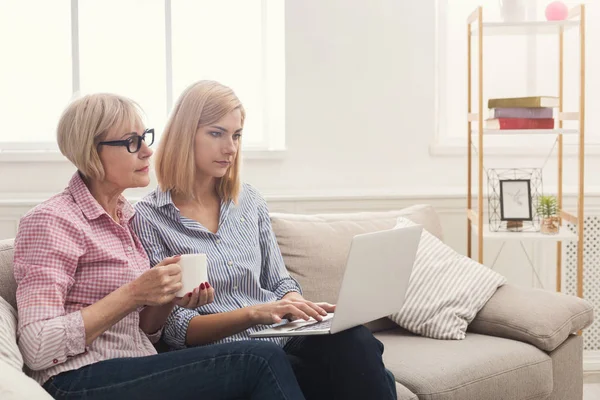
[
  {"x1": 154, "y1": 187, "x2": 234, "y2": 208},
  {"x1": 68, "y1": 172, "x2": 135, "y2": 222},
  {"x1": 154, "y1": 186, "x2": 174, "y2": 208},
  {"x1": 152, "y1": 186, "x2": 233, "y2": 226}
]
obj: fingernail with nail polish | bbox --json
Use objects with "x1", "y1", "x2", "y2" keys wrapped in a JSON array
[
  {"x1": 206, "y1": 282, "x2": 210, "y2": 288},
  {"x1": 200, "y1": 283, "x2": 205, "y2": 290},
  {"x1": 187, "y1": 293, "x2": 192, "y2": 297}
]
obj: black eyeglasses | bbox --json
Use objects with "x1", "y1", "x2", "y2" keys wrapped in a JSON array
[{"x1": 98, "y1": 128, "x2": 155, "y2": 153}]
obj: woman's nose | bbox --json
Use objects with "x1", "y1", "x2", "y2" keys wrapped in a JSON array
[
  {"x1": 224, "y1": 138, "x2": 236, "y2": 154},
  {"x1": 139, "y1": 141, "x2": 153, "y2": 158}
]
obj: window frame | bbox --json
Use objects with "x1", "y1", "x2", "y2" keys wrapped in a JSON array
[{"x1": 0, "y1": 0, "x2": 286, "y2": 162}]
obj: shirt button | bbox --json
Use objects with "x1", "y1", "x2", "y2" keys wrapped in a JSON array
[
  {"x1": 233, "y1": 286, "x2": 238, "y2": 290},
  {"x1": 216, "y1": 239, "x2": 221, "y2": 244},
  {"x1": 127, "y1": 246, "x2": 133, "y2": 252},
  {"x1": 52, "y1": 359, "x2": 58, "y2": 364},
  {"x1": 227, "y1": 261, "x2": 233, "y2": 266},
  {"x1": 240, "y1": 217, "x2": 245, "y2": 222}
]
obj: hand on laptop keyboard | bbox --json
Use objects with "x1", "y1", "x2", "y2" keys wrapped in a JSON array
[{"x1": 248, "y1": 297, "x2": 335, "y2": 325}]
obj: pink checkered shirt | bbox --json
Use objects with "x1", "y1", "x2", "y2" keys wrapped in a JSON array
[{"x1": 13, "y1": 172, "x2": 159, "y2": 386}]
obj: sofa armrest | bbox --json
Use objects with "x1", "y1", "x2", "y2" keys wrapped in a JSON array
[{"x1": 468, "y1": 284, "x2": 594, "y2": 352}]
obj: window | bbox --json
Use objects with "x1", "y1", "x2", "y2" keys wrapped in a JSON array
[
  {"x1": 0, "y1": 0, "x2": 284, "y2": 156},
  {"x1": 0, "y1": 1, "x2": 72, "y2": 146},
  {"x1": 432, "y1": 0, "x2": 598, "y2": 156}
]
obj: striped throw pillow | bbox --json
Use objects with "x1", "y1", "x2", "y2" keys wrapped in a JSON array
[
  {"x1": 389, "y1": 217, "x2": 506, "y2": 339},
  {"x1": 0, "y1": 296, "x2": 23, "y2": 371}
]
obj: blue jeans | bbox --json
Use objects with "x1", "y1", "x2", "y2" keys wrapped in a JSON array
[
  {"x1": 283, "y1": 325, "x2": 397, "y2": 400},
  {"x1": 43, "y1": 340, "x2": 305, "y2": 400}
]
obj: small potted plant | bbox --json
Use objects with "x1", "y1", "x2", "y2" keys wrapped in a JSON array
[{"x1": 536, "y1": 195, "x2": 560, "y2": 235}]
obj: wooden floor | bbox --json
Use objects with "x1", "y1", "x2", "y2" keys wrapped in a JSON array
[{"x1": 583, "y1": 373, "x2": 600, "y2": 399}]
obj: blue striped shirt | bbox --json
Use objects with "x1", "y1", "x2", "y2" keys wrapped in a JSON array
[{"x1": 131, "y1": 183, "x2": 302, "y2": 349}]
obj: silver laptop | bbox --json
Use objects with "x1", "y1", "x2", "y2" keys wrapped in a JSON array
[{"x1": 249, "y1": 224, "x2": 422, "y2": 337}]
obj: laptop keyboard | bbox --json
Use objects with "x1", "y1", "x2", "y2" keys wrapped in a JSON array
[{"x1": 291, "y1": 318, "x2": 333, "y2": 332}]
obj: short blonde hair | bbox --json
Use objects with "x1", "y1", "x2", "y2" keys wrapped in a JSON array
[
  {"x1": 155, "y1": 80, "x2": 245, "y2": 203},
  {"x1": 57, "y1": 93, "x2": 144, "y2": 180}
]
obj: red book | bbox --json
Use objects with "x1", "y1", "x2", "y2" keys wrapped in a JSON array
[{"x1": 485, "y1": 118, "x2": 555, "y2": 130}]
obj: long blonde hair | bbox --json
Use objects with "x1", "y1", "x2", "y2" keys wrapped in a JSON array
[{"x1": 155, "y1": 80, "x2": 245, "y2": 203}]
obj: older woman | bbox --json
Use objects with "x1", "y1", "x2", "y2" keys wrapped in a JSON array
[
  {"x1": 13, "y1": 93, "x2": 305, "y2": 400},
  {"x1": 132, "y1": 81, "x2": 398, "y2": 400}
]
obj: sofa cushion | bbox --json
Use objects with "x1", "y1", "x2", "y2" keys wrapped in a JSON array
[
  {"x1": 468, "y1": 284, "x2": 594, "y2": 352},
  {"x1": 375, "y1": 328, "x2": 553, "y2": 400},
  {"x1": 0, "y1": 359, "x2": 53, "y2": 399},
  {"x1": 0, "y1": 296, "x2": 23, "y2": 371},
  {"x1": 0, "y1": 239, "x2": 16, "y2": 309},
  {"x1": 270, "y1": 205, "x2": 443, "y2": 303},
  {"x1": 388, "y1": 217, "x2": 506, "y2": 340},
  {"x1": 395, "y1": 382, "x2": 418, "y2": 400}
]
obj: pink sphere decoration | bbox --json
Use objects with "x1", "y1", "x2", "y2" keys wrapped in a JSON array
[{"x1": 545, "y1": 1, "x2": 568, "y2": 21}]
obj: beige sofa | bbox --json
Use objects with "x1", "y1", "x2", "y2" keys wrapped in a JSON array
[
  {"x1": 0, "y1": 204, "x2": 594, "y2": 399},
  {"x1": 268, "y1": 205, "x2": 594, "y2": 400}
]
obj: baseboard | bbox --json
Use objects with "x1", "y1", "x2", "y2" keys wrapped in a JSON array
[{"x1": 584, "y1": 351, "x2": 600, "y2": 372}]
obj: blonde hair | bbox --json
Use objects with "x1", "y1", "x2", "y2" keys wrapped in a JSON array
[
  {"x1": 155, "y1": 80, "x2": 245, "y2": 203},
  {"x1": 57, "y1": 93, "x2": 144, "y2": 180}
]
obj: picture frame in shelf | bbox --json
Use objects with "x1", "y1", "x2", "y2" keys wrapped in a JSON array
[
  {"x1": 486, "y1": 168, "x2": 543, "y2": 232},
  {"x1": 499, "y1": 179, "x2": 532, "y2": 221}
]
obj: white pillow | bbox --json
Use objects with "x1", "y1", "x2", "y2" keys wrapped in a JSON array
[
  {"x1": 0, "y1": 296, "x2": 23, "y2": 371},
  {"x1": 389, "y1": 217, "x2": 507, "y2": 339},
  {"x1": 0, "y1": 359, "x2": 54, "y2": 400}
]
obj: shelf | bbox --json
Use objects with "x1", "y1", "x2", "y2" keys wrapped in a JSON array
[
  {"x1": 470, "y1": 129, "x2": 579, "y2": 136},
  {"x1": 471, "y1": 223, "x2": 578, "y2": 242},
  {"x1": 471, "y1": 20, "x2": 580, "y2": 36},
  {"x1": 465, "y1": 5, "x2": 585, "y2": 294}
]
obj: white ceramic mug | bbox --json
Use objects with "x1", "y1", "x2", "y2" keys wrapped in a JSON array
[
  {"x1": 498, "y1": 0, "x2": 527, "y2": 22},
  {"x1": 176, "y1": 254, "x2": 208, "y2": 297}
]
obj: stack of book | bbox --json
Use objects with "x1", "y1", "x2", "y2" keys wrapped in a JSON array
[{"x1": 485, "y1": 96, "x2": 559, "y2": 130}]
